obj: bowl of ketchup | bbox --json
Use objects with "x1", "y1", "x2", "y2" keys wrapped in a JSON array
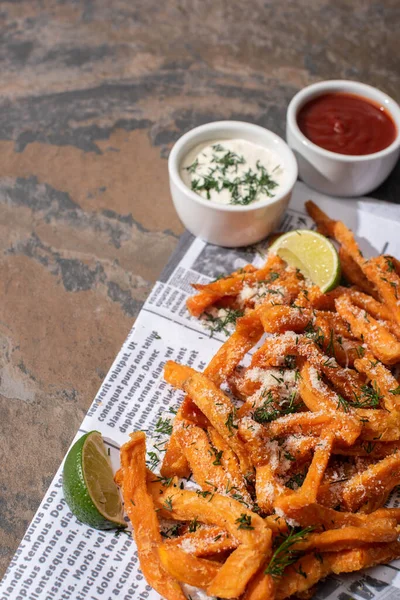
[{"x1": 286, "y1": 80, "x2": 400, "y2": 197}]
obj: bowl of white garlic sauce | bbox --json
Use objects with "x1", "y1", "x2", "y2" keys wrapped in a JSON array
[{"x1": 168, "y1": 121, "x2": 298, "y2": 247}]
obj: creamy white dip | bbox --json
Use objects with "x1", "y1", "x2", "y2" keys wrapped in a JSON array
[{"x1": 180, "y1": 139, "x2": 285, "y2": 205}]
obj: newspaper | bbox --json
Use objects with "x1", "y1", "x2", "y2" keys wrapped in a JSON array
[{"x1": 2, "y1": 181, "x2": 400, "y2": 600}]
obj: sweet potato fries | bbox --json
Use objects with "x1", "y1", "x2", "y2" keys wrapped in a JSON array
[{"x1": 117, "y1": 201, "x2": 400, "y2": 599}]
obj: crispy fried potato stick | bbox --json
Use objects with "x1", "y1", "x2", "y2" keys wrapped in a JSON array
[
  {"x1": 175, "y1": 420, "x2": 227, "y2": 493},
  {"x1": 306, "y1": 200, "x2": 368, "y2": 269},
  {"x1": 333, "y1": 439, "x2": 400, "y2": 459},
  {"x1": 187, "y1": 255, "x2": 286, "y2": 317},
  {"x1": 164, "y1": 362, "x2": 252, "y2": 475},
  {"x1": 237, "y1": 418, "x2": 285, "y2": 512},
  {"x1": 161, "y1": 409, "x2": 192, "y2": 479},
  {"x1": 345, "y1": 288, "x2": 400, "y2": 337},
  {"x1": 206, "y1": 309, "x2": 264, "y2": 387},
  {"x1": 292, "y1": 524, "x2": 399, "y2": 552},
  {"x1": 260, "y1": 305, "x2": 311, "y2": 334},
  {"x1": 118, "y1": 432, "x2": 186, "y2": 600},
  {"x1": 297, "y1": 341, "x2": 365, "y2": 402},
  {"x1": 299, "y1": 361, "x2": 341, "y2": 412},
  {"x1": 251, "y1": 331, "x2": 300, "y2": 368},
  {"x1": 356, "y1": 408, "x2": 400, "y2": 441},
  {"x1": 305, "y1": 200, "x2": 336, "y2": 237},
  {"x1": 363, "y1": 255, "x2": 400, "y2": 327},
  {"x1": 355, "y1": 354, "x2": 400, "y2": 412},
  {"x1": 273, "y1": 499, "x2": 397, "y2": 531},
  {"x1": 267, "y1": 410, "x2": 361, "y2": 446},
  {"x1": 162, "y1": 309, "x2": 263, "y2": 478},
  {"x1": 336, "y1": 295, "x2": 400, "y2": 364},
  {"x1": 242, "y1": 562, "x2": 275, "y2": 600},
  {"x1": 158, "y1": 545, "x2": 221, "y2": 588},
  {"x1": 339, "y1": 247, "x2": 379, "y2": 297},
  {"x1": 163, "y1": 526, "x2": 237, "y2": 556},
  {"x1": 152, "y1": 486, "x2": 272, "y2": 598},
  {"x1": 341, "y1": 452, "x2": 400, "y2": 511},
  {"x1": 276, "y1": 543, "x2": 400, "y2": 600},
  {"x1": 296, "y1": 431, "x2": 335, "y2": 503},
  {"x1": 274, "y1": 431, "x2": 335, "y2": 515},
  {"x1": 208, "y1": 426, "x2": 253, "y2": 508}
]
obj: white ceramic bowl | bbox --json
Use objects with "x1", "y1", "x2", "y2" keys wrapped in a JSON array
[
  {"x1": 286, "y1": 80, "x2": 400, "y2": 197},
  {"x1": 168, "y1": 121, "x2": 298, "y2": 247}
]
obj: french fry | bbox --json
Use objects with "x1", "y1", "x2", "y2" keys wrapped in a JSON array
[
  {"x1": 356, "y1": 408, "x2": 400, "y2": 441},
  {"x1": 335, "y1": 294, "x2": 400, "y2": 364},
  {"x1": 338, "y1": 247, "x2": 379, "y2": 298},
  {"x1": 151, "y1": 486, "x2": 272, "y2": 598},
  {"x1": 260, "y1": 305, "x2": 311, "y2": 334},
  {"x1": 292, "y1": 524, "x2": 399, "y2": 552},
  {"x1": 354, "y1": 354, "x2": 400, "y2": 412},
  {"x1": 163, "y1": 526, "x2": 237, "y2": 556},
  {"x1": 118, "y1": 432, "x2": 186, "y2": 600},
  {"x1": 164, "y1": 362, "x2": 252, "y2": 475},
  {"x1": 363, "y1": 255, "x2": 400, "y2": 327},
  {"x1": 208, "y1": 426, "x2": 253, "y2": 508},
  {"x1": 161, "y1": 410, "x2": 191, "y2": 479},
  {"x1": 333, "y1": 439, "x2": 400, "y2": 459},
  {"x1": 297, "y1": 341, "x2": 365, "y2": 402},
  {"x1": 345, "y1": 288, "x2": 400, "y2": 337},
  {"x1": 276, "y1": 543, "x2": 400, "y2": 600},
  {"x1": 242, "y1": 563, "x2": 275, "y2": 600},
  {"x1": 341, "y1": 452, "x2": 400, "y2": 511},
  {"x1": 163, "y1": 310, "x2": 263, "y2": 479},
  {"x1": 206, "y1": 309, "x2": 264, "y2": 387},
  {"x1": 186, "y1": 254, "x2": 286, "y2": 316},
  {"x1": 175, "y1": 420, "x2": 227, "y2": 493},
  {"x1": 237, "y1": 418, "x2": 285, "y2": 512},
  {"x1": 158, "y1": 545, "x2": 221, "y2": 587},
  {"x1": 299, "y1": 361, "x2": 341, "y2": 413},
  {"x1": 305, "y1": 200, "x2": 336, "y2": 237},
  {"x1": 295, "y1": 430, "x2": 335, "y2": 503}
]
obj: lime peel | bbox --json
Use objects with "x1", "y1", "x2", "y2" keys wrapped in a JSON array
[
  {"x1": 63, "y1": 431, "x2": 126, "y2": 530},
  {"x1": 269, "y1": 229, "x2": 341, "y2": 293}
]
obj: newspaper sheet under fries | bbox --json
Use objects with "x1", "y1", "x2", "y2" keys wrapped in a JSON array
[{"x1": 1, "y1": 181, "x2": 400, "y2": 600}]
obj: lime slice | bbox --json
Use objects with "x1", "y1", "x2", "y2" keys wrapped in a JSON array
[
  {"x1": 269, "y1": 229, "x2": 341, "y2": 292},
  {"x1": 63, "y1": 431, "x2": 126, "y2": 529}
]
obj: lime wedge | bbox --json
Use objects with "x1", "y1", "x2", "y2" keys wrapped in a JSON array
[
  {"x1": 63, "y1": 431, "x2": 126, "y2": 529},
  {"x1": 269, "y1": 229, "x2": 341, "y2": 292}
]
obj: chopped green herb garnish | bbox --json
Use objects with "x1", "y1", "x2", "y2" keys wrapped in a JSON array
[
  {"x1": 235, "y1": 513, "x2": 254, "y2": 530},
  {"x1": 285, "y1": 470, "x2": 307, "y2": 491},
  {"x1": 163, "y1": 496, "x2": 174, "y2": 511},
  {"x1": 356, "y1": 346, "x2": 365, "y2": 358},
  {"x1": 155, "y1": 417, "x2": 173, "y2": 435},
  {"x1": 337, "y1": 395, "x2": 350, "y2": 413},
  {"x1": 265, "y1": 527, "x2": 314, "y2": 579},
  {"x1": 204, "y1": 308, "x2": 244, "y2": 336},
  {"x1": 146, "y1": 451, "x2": 160, "y2": 471},
  {"x1": 352, "y1": 383, "x2": 382, "y2": 408},
  {"x1": 384, "y1": 256, "x2": 395, "y2": 272},
  {"x1": 152, "y1": 475, "x2": 174, "y2": 487},
  {"x1": 161, "y1": 523, "x2": 180, "y2": 538},
  {"x1": 189, "y1": 517, "x2": 200, "y2": 532},
  {"x1": 212, "y1": 448, "x2": 223, "y2": 466},
  {"x1": 225, "y1": 411, "x2": 238, "y2": 435}
]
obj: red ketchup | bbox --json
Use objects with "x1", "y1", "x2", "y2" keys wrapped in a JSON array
[{"x1": 297, "y1": 92, "x2": 397, "y2": 156}]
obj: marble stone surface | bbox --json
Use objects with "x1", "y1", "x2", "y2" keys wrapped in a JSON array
[{"x1": 0, "y1": 0, "x2": 399, "y2": 577}]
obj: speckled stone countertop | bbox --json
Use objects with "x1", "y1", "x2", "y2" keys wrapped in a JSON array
[{"x1": 1, "y1": 0, "x2": 399, "y2": 577}]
